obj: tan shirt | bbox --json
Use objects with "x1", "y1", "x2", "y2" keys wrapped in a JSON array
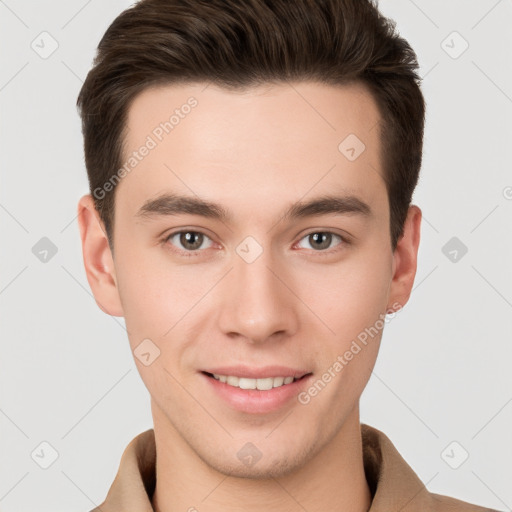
[{"x1": 90, "y1": 423, "x2": 498, "y2": 512}]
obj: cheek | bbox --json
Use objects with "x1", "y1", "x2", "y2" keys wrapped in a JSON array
[
  {"x1": 114, "y1": 250, "x2": 182, "y2": 342},
  {"x1": 114, "y1": 247, "x2": 225, "y2": 354},
  {"x1": 297, "y1": 260, "x2": 390, "y2": 409},
  {"x1": 298, "y1": 254, "x2": 392, "y2": 345}
]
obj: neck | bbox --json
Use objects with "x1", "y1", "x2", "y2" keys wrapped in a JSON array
[{"x1": 151, "y1": 403, "x2": 372, "y2": 512}]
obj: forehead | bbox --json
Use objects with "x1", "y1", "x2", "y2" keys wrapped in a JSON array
[{"x1": 116, "y1": 81, "x2": 386, "y2": 224}]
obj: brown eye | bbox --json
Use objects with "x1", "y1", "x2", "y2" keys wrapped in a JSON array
[
  {"x1": 297, "y1": 232, "x2": 344, "y2": 252},
  {"x1": 166, "y1": 230, "x2": 213, "y2": 253}
]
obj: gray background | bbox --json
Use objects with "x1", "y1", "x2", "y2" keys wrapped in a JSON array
[{"x1": 1, "y1": 0, "x2": 511, "y2": 510}]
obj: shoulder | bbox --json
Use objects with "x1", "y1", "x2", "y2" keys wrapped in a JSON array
[
  {"x1": 430, "y1": 492, "x2": 501, "y2": 512},
  {"x1": 360, "y1": 423, "x2": 501, "y2": 512}
]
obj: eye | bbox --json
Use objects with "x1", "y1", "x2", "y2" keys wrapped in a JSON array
[
  {"x1": 296, "y1": 231, "x2": 346, "y2": 252},
  {"x1": 165, "y1": 230, "x2": 214, "y2": 255}
]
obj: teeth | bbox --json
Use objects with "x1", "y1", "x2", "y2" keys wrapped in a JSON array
[{"x1": 212, "y1": 374, "x2": 296, "y2": 390}]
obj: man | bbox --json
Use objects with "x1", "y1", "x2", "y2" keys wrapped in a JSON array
[{"x1": 76, "y1": 0, "x2": 498, "y2": 510}]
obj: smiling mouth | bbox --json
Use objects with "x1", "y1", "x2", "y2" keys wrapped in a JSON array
[{"x1": 202, "y1": 371, "x2": 312, "y2": 391}]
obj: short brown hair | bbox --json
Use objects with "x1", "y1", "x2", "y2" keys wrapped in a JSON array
[{"x1": 77, "y1": 0, "x2": 425, "y2": 251}]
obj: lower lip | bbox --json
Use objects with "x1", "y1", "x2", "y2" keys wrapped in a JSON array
[{"x1": 201, "y1": 372, "x2": 313, "y2": 414}]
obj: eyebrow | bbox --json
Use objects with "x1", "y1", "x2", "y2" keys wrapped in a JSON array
[{"x1": 135, "y1": 192, "x2": 372, "y2": 223}]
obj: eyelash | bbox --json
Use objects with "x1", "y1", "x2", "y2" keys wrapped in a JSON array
[{"x1": 162, "y1": 229, "x2": 350, "y2": 258}]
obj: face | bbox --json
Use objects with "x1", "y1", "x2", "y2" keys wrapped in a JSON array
[{"x1": 78, "y1": 81, "x2": 420, "y2": 478}]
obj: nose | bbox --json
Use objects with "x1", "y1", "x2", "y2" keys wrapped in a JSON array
[{"x1": 217, "y1": 244, "x2": 299, "y2": 344}]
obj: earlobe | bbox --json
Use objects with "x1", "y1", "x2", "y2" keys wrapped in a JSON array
[
  {"x1": 77, "y1": 194, "x2": 124, "y2": 317},
  {"x1": 387, "y1": 205, "x2": 422, "y2": 312}
]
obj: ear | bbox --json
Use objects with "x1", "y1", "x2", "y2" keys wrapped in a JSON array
[
  {"x1": 77, "y1": 194, "x2": 124, "y2": 317},
  {"x1": 387, "y1": 205, "x2": 422, "y2": 313}
]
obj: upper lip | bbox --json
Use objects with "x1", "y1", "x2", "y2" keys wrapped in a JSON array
[{"x1": 202, "y1": 365, "x2": 311, "y2": 379}]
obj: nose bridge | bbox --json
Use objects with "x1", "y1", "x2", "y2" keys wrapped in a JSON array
[{"x1": 217, "y1": 239, "x2": 298, "y2": 343}]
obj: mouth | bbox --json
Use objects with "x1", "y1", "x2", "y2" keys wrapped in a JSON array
[
  {"x1": 201, "y1": 371, "x2": 312, "y2": 391},
  {"x1": 201, "y1": 369, "x2": 314, "y2": 414}
]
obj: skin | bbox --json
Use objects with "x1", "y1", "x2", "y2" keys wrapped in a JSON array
[{"x1": 78, "y1": 81, "x2": 421, "y2": 512}]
